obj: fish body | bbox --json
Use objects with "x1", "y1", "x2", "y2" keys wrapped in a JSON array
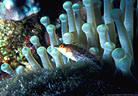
[{"x1": 55, "y1": 44, "x2": 102, "y2": 70}]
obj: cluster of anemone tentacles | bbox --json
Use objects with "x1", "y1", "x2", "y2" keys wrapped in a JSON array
[{"x1": 1, "y1": 0, "x2": 138, "y2": 86}]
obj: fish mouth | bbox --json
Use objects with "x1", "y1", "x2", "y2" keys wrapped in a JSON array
[{"x1": 54, "y1": 45, "x2": 59, "y2": 48}]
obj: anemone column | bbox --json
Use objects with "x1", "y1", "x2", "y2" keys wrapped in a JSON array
[
  {"x1": 104, "y1": 0, "x2": 117, "y2": 43},
  {"x1": 124, "y1": 0, "x2": 135, "y2": 42},
  {"x1": 112, "y1": 48, "x2": 125, "y2": 70},
  {"x1": 93, "y1": 0, "x2": 102, "y2": 25},
  {"x1": 63, "y1": 1, "x2": 78, "y2": 43},
  {"x1": 59, "y1": 14, "x2": 68, "y2": 39},
  {"x1": 37, "y1": 47, "x2": 54, "y2": 69},
  {"x1": 22, "y1": 47, "x2": 41, "y2": 70},
  {"x1": 47, "y1": 46, "x2": 64, "y2": 68},
  {"x1": 120, "y1": 0, "x2": 126, "y2": 22},
  {"x1": 40, "y1": 16, "x2": 50, "y2": 46},
  {"x1": 136, "y1": 0, "x2": 138, "y2": 39},
  {"x1": 97, "y1": 24, "x2": 109, "y2": 49},
  {"x1": 112, "y1": 48, "x2": 133, "y2": 76},
  {"x1": 30, "y1": 36, "x2": 41, "y2": 49},
  {"x1": 110, "y1": 9, "x2": 133, "y2": 58},
  {"x1": 118, "y1": 54, "x2": 132, "y2": 76},
  {"x1": 72, "y1": 3, "x2": 87, "y2": 48},
  {"x1": 83, "y1": 0, "x2": 99, "y2": 48},
  {"x1": 102, "y1": 42, "x2": 116, "y2": 65},
  {"x1": 46, "y1": 24, "x2": 58, "y2": 49},
  {"x1": 82, "y1": 23, "x2": 96, "y2": 48}
]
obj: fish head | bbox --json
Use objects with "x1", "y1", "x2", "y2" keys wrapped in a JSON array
[{"x1": 54, "y1": 44, "x2": 77, "y2": 61}]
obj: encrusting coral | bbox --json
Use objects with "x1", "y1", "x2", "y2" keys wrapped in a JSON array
[
  {"x1": 0, "y1": 0, "x2": 138, "y2": 95},
  {"x1": 0, "y1": 0, "x2": 40, "y2": 21},
  {"x1": 0, "y1": 16, "x2": 42, "y2": 71}
]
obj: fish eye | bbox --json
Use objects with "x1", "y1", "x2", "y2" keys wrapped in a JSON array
[{"x1": 59, "y1": 44, "x2": 64, "y2": 48}]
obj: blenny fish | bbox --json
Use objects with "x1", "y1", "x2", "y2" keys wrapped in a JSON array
[{"x1": 55, "y1": 44, "x2": 102, "y2": 70}]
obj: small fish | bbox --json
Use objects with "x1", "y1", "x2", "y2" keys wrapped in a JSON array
[
  {"x1": 55, "y1": 44, "x2": 102, "y2": 70},
  {"x1": 55, "y1": 44, "x2": 77, "y2": 61}
]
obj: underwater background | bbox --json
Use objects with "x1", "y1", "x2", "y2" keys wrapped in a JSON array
[{"x1": 0, "y1": 0, "x2": 138, "y2": 95}]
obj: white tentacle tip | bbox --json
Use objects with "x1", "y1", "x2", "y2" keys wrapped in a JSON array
[{"x1": 63, "y1": 1, "x2": 72, "y2": 10}]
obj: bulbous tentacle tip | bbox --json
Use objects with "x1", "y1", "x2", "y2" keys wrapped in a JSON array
[
  {"x1": 97, "y1": 24, "x2": 109, "y2": 33},
  {"x1": 46, "y1": 24, "x2": 56, "y2": 33},
  {"x1": 37, "y1": 47, "x2": 46, "y2": 55},
  {"x1": 1, "y1": 63, "x2": 8, "y2": 70},
  {"x1": 59, "y1": 14, "x2": 67, "y2": 22},
  {"x1": 72, "y1": 3, "x2": 81, "y2": 11},
  {"x1": 112, "y1": 48, "x2": 125, "y2": 59},
  {"x1": 82, "y1": 23, "x2": 91, "y2": 32},
  {"x1": 40, "y1": 16, "x2": 50, "y2": 26},
  {"x1": 30, "y1": 36, "x2": 39, "y2": 44},
  {"x1": 63, "y1": 1, "x2": 72, "y2": 10},
  {"x1": 22, "y1": 47, "x2": 31, "y2": 57},
  {"x1": 104, "y1": 42, "x2": 116, "y2": 51}
]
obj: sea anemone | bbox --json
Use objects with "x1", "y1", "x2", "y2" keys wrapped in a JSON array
[{"x1": 0, "y1": 0, "x2": 138, "y2": 95}]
